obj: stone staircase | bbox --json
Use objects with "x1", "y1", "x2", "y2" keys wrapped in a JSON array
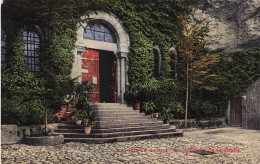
[{"x1": 56, "y1": 103, "x2": 183, "y2": 144}]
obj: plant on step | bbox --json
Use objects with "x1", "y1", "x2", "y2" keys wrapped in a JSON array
[
  {"x1": 125, "y1": 78, "x2": 159, "y2": 109},
  {"x1": 142, "y1": 101, "x2": 156, "y2": 113},
  {"x1": 70, "y1": 110, "x2": 86, "y2": 125},
  {"x1": 159, "y1": 107, "x2": 174, "y2": 123},
  {"x1": 83, "y1": 111, "x2": 96, "y2": 134},
  {"x1": 75, "y1": 81, "x2": 93, "y2": 112}
]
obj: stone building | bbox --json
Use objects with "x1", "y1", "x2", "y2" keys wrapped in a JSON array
[
  {"x1": 228, "y1": 78, "x2": 260, "y2": 130},
  {"x1": 1, "y1": 0, "x2": 259, "y2": 131}
]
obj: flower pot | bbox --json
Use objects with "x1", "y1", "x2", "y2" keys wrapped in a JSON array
[
  {"x1": 75, "y1": 120, "x2": 82, "y2": 125},
  {"x1": 134, "y1": 102, "x2": 140, "y2": 110},
  {"x1": 65, "y1": 112, "x2": 71, "y2": 118},
  {"x1": 84, "y1": 126, "x2": 91, "y2": 134},
  {"x1": 163, "y1": 120, "x2": 170, "y2": 124},
  {"x1": 153, "y1": 113, "x2": 159, "y2": 118}
]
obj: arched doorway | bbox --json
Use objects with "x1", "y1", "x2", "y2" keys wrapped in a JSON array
[{"x1": 72, "y1": 12, "x2": 130, "y2": 104}]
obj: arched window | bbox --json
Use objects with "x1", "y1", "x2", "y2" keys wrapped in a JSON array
[
  {"x1": 23, "y1": 30, "x2": 40, "y2": 72},
  {"x1": 169, "y1": 47, "x2": 178, "y2": 78},
  {"x1": 83, "y1": 24, "x2": 116, "y2": 43},
  {"x1": 153, "y1": 46, "x2": 161, "y2": 78},
  {"x1": 1, "y1": 30, "x2": 6, "y2": 68}
]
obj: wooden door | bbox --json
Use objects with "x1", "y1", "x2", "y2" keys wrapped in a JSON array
[
  {"x1": 81, "y1": 49, "x2": 100, "y2": 103},
  {"x1": 230, "y1": 97, "x2": 242, "y2": 126}
]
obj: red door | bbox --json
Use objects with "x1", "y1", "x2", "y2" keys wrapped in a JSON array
[{"x1": 81, "y1": 49, "x2": 100, "y2": 103}]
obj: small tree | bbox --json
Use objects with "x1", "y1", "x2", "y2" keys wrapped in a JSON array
[{"x1": 172, "y1": 18, "x2": 219, "y2": 128}]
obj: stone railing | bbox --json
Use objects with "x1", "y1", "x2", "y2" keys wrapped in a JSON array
[
  {"x1": 1, "y1": 123, "x2": 60, "y2": 144},
  {"x1": 170, "y1": 118, "x2": 227, "y2": 129}
]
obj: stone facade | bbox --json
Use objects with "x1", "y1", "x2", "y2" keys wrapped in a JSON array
[
  {"x1": 193, "y1": 0, "x2": 260, "y2": 53},
  {"x1": 241, "y1": 78, "x2": 260, "y2": 130}
]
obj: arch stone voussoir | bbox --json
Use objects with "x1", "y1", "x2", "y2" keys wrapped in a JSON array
[{"x1": 87, "y1": 12, "x2": 130, "y2": 53}]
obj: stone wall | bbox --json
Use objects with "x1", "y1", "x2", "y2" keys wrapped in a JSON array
[
  {"x1": 1, "y1": 123, "x2": 60, "y2": 144},
  {"x1": 1, "y1": 125, "x2": 18, "y2": 144},
  {"x1": 170, "y1": 118, "x2": 227, "y2": 129},
  {"x1": 17, "y1": 123, "x2": 60, "y2": 140},
  {"x1": 193, "y1": 0, "x2": 260, "y2": 53},
  {"x1": 241, "y1": 78, "x2": 260, "y2": 130}
]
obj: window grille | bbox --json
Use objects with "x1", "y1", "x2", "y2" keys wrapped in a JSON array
[
  {"x1": 23, "y1": 30, "x2": 40, "y2": 72},
  {"x1": 83, "y1": 24, "x2": 116, "y2": 43},
  {"x1": 1, "y1": 31, "x2": 6, "y2": 68}
]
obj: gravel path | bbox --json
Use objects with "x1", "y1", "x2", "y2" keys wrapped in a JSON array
[{"x1": 2, "y1": 127, "x2": 260, "y2": 164}]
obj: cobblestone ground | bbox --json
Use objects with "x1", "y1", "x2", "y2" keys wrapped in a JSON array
[{"x1": 2, "y1": 127, "x2": 260, "y2": 164}]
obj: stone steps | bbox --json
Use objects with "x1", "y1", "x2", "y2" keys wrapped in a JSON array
[
  {"x1": 91, "y1": 103, "x2": 128, "y2": 108},
  {"x1": 64, "y1": 130, "x2": 183, "y2": 144},
  {"x1": 61, "y1": 127, "x2": 176, "y2": 138},
  {"x1": 95, "y1": 113, "x2": 146, "y2": 117},
  {"x1": 92, "y1": 124, "x2": 171, "y2": 133},
  {"x1": 58, "y1": 124, "x2": 170, "y2": 131},
  {"x1": 98, "y1": 121, "x2": 164, "y2": 129},
  {"x1": 97, "y1": 118, "x2": 157, "y2": 124},
  {"x1": 56, "y1": 103, "x2": 183, "y2": 143},
  {"x1": 97, "y1": 115, "x2": 152, "y2": 121}
]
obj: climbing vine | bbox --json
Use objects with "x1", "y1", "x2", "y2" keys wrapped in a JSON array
[
  {"x1": 188, "y1": 47, "x2": 260, "y2": 118},
  {"x1": 1, "y1": 0, "x2": 192, "y2": 125}
]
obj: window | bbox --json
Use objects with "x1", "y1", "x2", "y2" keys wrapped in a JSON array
[
  {"x1": 153, "y1": 47, "x2": 161, "y2": 78},
  {"x1": 169, "y1": 47, "x2": 178, "y2": 78},
  {"x1": 83, "y1": 24, "x2": 116, "y2": 43},
  {"x1": 23, "y1": 30, "x2": 40, "y2": 72},
  {"x1": 1, "y1": 30, "x2": 6, "y2": 68}
]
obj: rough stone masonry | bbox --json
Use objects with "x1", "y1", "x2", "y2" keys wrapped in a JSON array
[{"x1": 194, "y1": 0, "x2": 260, "y2": 53}]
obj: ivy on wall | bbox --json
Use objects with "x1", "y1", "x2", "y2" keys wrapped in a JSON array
[
  {"x1": 112, "y1": 0, "x2": 191, "y2": 81},
  {"x1": 189, "y1": 47, "x2": 260, "y2": 118},
  {"x1": 1, "y1": 0, "x2": 192, "y2": 125},
  {"x1": 1, "y1": 21, "x2": 45, "y2": 125},
  {"x1": 1, "y1": 0, "x2": 112, "y2": 125}
]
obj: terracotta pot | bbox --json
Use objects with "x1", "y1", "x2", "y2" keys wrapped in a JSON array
[
  {"x1": 75, "y1": 120, "x2": 82, "y2": 125},
  {"x1": 84, "y1": 126, "x2": 91, "y2": 134},
  {"x1": 153, "y1": 113, "x2": 159, "y2": 118},
  {"x1": 135, "y1": 102, "x2": 140, "y2": 110},
  {"x1": 65, "y1": 112, "x2": 71, "y2": 118}
]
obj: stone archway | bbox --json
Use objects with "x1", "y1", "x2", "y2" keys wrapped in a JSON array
[{"x1": 72, "y1": 12, "x2": 130, "y2": 104}]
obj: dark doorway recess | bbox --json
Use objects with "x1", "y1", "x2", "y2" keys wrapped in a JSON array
[{"x1": 99, "y1": 50, "x2": 117, "y2": 103}]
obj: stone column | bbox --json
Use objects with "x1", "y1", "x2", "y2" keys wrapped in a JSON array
[
  {"x1": 125, "y1": 58, "x2": 129, "y2": 90},
  {"x1": 116, "y1": 53, "x2": 121, "y2": 103},
  {"x1": 120, "y1": 53, "x2": 127, "y2": 104}
]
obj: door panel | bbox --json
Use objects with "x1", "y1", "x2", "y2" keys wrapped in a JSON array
[
  {"x1": 81, "y1": 49, "x2": 100, "y2": 103},
  {"x1": 230, "y1": 97, "x2": 242, "y2": 126}
]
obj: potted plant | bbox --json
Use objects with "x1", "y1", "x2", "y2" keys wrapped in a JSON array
[
  {"x1": 83, "y1": 119, "x2": 92, "y2": 134},
  {"x1": 153, "y1": 112, "x2": 159, "y2": 118},
  {"x1": 134, "y1": 102, "x2": 141, "y2": 110},
  {"x1": 71, "y1": 110, "x2": 85, "y2": 125},
  {"x1": 71, "y1": 115, "x2": 82, "y2": 125},
  {"x1": 83, "y1": 111, "x2": 96, "y2": 134},
  {"x1": 65, "y1": 112, "x2": 71, "y2": 118},
  {"x1": 142, "y1": 101, "x2": 158, "y2": 117},
  {"x1": 159, "y1": 107, "x2": 174, "y2": 124}
]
